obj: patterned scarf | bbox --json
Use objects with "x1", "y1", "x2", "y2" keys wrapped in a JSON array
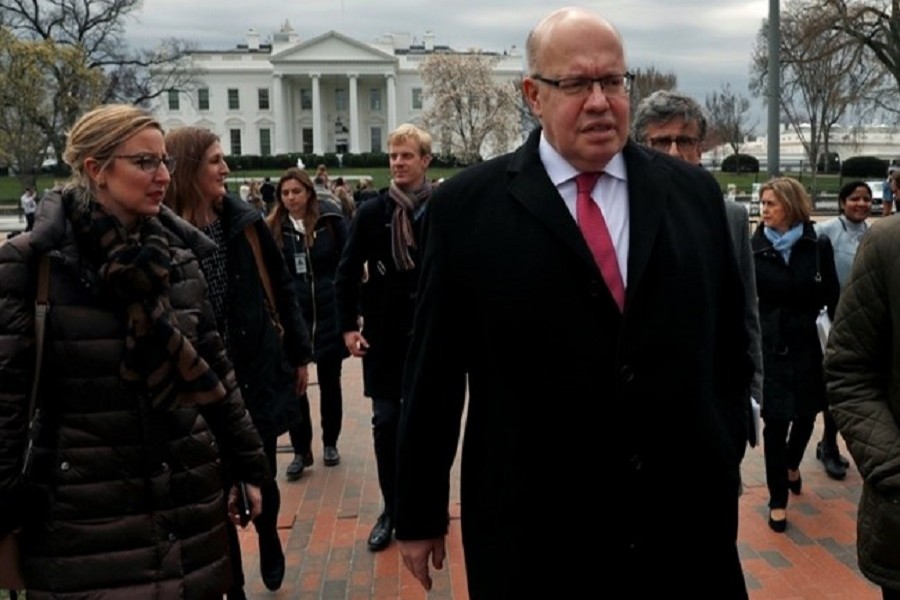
[
  {"x1": 66, "y1": 194, "x2": 226, "y2": 409},
  {"x1": 388, "y1": 179, "x2": 431, "y2": 271}
]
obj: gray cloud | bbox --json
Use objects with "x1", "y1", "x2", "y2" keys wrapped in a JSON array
[{"x1": 126, "y1": 0, "x2": 769, "y2": 128}]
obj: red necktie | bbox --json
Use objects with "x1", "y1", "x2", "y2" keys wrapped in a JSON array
[{"x1": 575, "y1": 172, "x2": 625, "y2": 311}]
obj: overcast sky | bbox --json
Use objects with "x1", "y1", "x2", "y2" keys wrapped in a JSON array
[{"x1": 125, "y1": 0, "x2": 770, "y2": 128}]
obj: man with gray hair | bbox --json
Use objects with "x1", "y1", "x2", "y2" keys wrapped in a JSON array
[{"x1": 634, "y1": 89, "x2": 764, "y2": 451}]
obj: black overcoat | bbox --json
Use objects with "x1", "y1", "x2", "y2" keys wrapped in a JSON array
[
  {"x1": 395, "y1": 131, "x2": 753, "y2": 597},
  {"x1": 217, "y1": 195, "x2": 312, "y2": 438},
  {"x1": 334, "y1": 190, "x2": 424, "y2": 399},
  {"x1": 275, "y1": 199, "x2": 349, "y2": 363},
  {"x1": 752, "y1": 222, "x2": 840, "y2": 420}
]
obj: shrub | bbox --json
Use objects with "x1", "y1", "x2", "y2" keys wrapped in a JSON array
[
  {"x1": 841, "y1": 155, "x2": 888, "y2": 179},
  {"x1": 721, "y1": 153, "x2": 760, "y2": 173}
]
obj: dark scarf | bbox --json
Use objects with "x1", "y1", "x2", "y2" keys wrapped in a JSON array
[
  {"x1": 67, "y1": 194, "x2": 226, "y2": 408},
  {"x1": 388, "y1": 179, "x2": 431, "y2": 271}
]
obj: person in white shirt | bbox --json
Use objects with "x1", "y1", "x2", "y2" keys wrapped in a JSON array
[{"x1": 20, "y1": 187, "x2": 37, "y2": 231}]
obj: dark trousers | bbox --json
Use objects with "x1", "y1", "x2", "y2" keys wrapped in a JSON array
[
  {"x1": 226, "y1": 432, "x2": 281, "y2": 590},
  {"x1": 371, "y1": 396, "x2": 401, "y2": 516},
  {"x1": 289, "y1": 357, "x2": 344, "y2": 453},
  {"x1": 24, "y1": 213, "x2": 34, "y2": 232},
  {"x1": 821, "y1": 408, "x2": 841, "y2": 450},
  {"x1": 763, "y1": 414, "x2": 817, "y2": 508}
]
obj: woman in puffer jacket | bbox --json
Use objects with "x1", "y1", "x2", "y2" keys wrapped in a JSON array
[{"x1": 0, "y1": 104, "x2": 270, "y2": 599}]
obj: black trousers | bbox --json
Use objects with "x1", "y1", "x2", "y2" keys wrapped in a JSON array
[
  {"x1": 371, "y1": 396, "x2": 401, "y2": 516},
  {"x1": 289, "y1": 357, "x2": 345, "y2": 453},
  {"x1": 763, "y1": 414, "x2": 817, "y2": 508},
  {"x1": 226, "y1": 432, "x2": 281, "y2": 590}
]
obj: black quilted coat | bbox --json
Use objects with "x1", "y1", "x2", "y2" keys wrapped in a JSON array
[
  {"x1": 825, "y1": 216, "x2": 900, "y2": 592},
  {"x1": 0, "y1": 192, "x2": 270, "y2": 599}
]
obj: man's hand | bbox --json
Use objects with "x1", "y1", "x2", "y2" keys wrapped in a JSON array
[
  {"x1": 343, "y1": 331, "x2": 369, "y2": 357},
  {"x1": 295, "y1": 364, "x2": 309, "y2": 396},
  {"x1": 398, "y1": 537, "x2": 446, "y2": 592}
]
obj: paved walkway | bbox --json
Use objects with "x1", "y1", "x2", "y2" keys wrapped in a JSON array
[{"x1": 235, "y1": 363, "x2": 878, "y2": 599}]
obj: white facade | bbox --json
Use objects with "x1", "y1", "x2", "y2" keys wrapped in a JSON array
[
  {"x1": 708, "y1": 123, "x2": 900, "y2": 169},
  {"x1": 151, "y1": 24, "x2": 525, "y2": 157}
]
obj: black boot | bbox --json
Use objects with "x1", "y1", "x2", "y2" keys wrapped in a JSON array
[
  {"x1": 816, "y1": 441, "x2": 848, "y2": 480},
  {"x1": 258, "y1": 528, "x2": 285, "y2": 591}
]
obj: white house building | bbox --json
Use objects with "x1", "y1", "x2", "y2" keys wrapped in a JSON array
[
  {"x1": 150, "y1": 22, "x2": 525, "y2": 157},
  {"x1": 707, "y1": 123, "x2": 900, "y2": 170}
]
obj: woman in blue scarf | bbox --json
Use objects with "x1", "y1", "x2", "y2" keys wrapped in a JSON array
[{"x1": 751, "y1": 177, "x2": 840, "y2": 533}]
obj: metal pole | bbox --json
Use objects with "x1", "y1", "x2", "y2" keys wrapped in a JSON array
[{"x1": 767, "y1": 0, "x2": 781, "y2": 179}]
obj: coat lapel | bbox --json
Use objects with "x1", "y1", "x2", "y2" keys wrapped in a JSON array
[
  {"x1": 506, "y1": 130, "x2": 601, "y2": 273},
  {"x1": 623, "y1": 142, "x2": 668, "y2": 301}
]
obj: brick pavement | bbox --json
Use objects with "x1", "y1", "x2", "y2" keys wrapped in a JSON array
[{"x1": 235, "y1": 362, "x2": 878, "y2": 599}]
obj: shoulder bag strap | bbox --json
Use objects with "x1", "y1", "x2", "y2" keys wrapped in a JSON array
[
  {"x1": 23, "y1": 254, "x2": 50, "y2": 475},
  {"x1": 814, "y1": 234, "x2": 823, "y2": 283},
  {"x1": 244, "y1": 224, "x2": 278, "y2": 313}
]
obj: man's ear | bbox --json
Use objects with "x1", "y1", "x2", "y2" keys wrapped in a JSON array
[{"x1": 522, "y1": 78, "x2": 542, "y2": 120}]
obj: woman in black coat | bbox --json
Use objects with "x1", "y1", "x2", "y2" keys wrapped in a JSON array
[
  {"x1": 266, "y1": 168, "x2": 349, "y2": 479},
  {"x1": 164, "y1": 127, "x2": 312, "y2": 600},
  {"x1": 752, "y1": 177, "x2": 840, "y2": 533}
]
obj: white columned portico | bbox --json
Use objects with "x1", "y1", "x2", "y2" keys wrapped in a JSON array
[
  {"x1": 311, "y1": 73, "x2": 323, "y2": 155},
  {"x1": 386, "y1": 73, "x2": 397, "y2": 134},
  {"x1": 348, "y1": 73, "x2": 360, "y2": 153},
  {"x1": 273, "y1": 73, "x2": 287, "y2": 154}
]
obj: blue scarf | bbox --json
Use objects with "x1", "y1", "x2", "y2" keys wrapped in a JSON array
[{"x1": 764, "y1": 223, "x2": 804, "y2": 264}]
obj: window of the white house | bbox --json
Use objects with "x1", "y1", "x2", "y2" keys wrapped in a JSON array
[
  {"x1": 228, "y1": 89, "x2": 240, "y2": 110},
  {"x1": 371, "y1": 127, "x2": 382, "y2": 152},
  {"x1": 258, "y1": 88, "x2": 270, "y2": 110},
  {"x1": 260, "y1": 128, "x2": 271, "y2": 156},
  {"x1": 412, "y1": 88, "x2": 423, "y2": 110},
  {"x1": 167, "y1": 90, "x2": 179, "y2": 111},
  {"x1": 335, "y1": 88, "x2": 347, "y2": 111},
  {"x1": 300, "y1": 89, "x2": 312, "y2": 110},
  {"x1": 230, "y1": 129, "x2": 241, "y2": 155},
  {"x1": 198, "y1": 88, "x2": 210, "y2": 111},
  {"x1": 369, "y1": 88, "x2": 382, "y2": 111}
]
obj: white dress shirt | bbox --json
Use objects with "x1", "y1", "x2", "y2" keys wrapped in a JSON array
[{"x1": 538, "y1": 133, "x2": 630, "y2": 285}]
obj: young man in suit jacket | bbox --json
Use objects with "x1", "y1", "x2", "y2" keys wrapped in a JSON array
[{"x1": 395, "y1": 7, "x2": 752, "y2": 599}]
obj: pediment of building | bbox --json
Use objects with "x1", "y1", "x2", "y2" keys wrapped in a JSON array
[{"x1": 271, "y1": 30, "x2": 396, "y2": 65}]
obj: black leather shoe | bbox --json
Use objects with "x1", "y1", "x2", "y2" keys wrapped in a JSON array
[
  {"x1": 259, "y1": 530, "x2": 285, "y2": 591},
  {"x1": 787, "y1": 471, "x2": 802, "y2": 495},
  {"x1": 367, "y1": 512, "x2": 393, "y2": 552},
  {"x1": 768, "y1": 510, "x2": 787, "y2": 533},
  {"x1": 286, "y1": 454, "x2": 305, "y2": 481},
  {"x1": 323, "y1": 446, "x2": 341, "y2": 466},
  {"x1": 816, "y1": 441, "x2": 848, "y2": 479}
]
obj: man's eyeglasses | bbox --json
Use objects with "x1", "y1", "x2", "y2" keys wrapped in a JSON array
[
  {"x1": 530, "y1": 72, "x2": 634, "y2": 97},
  {"x1": 106, "y1": 154, "x2": 177, "y2": 174},
  {"x1": 645, "y1": 136, "x2": 700, "y2": 152}
]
